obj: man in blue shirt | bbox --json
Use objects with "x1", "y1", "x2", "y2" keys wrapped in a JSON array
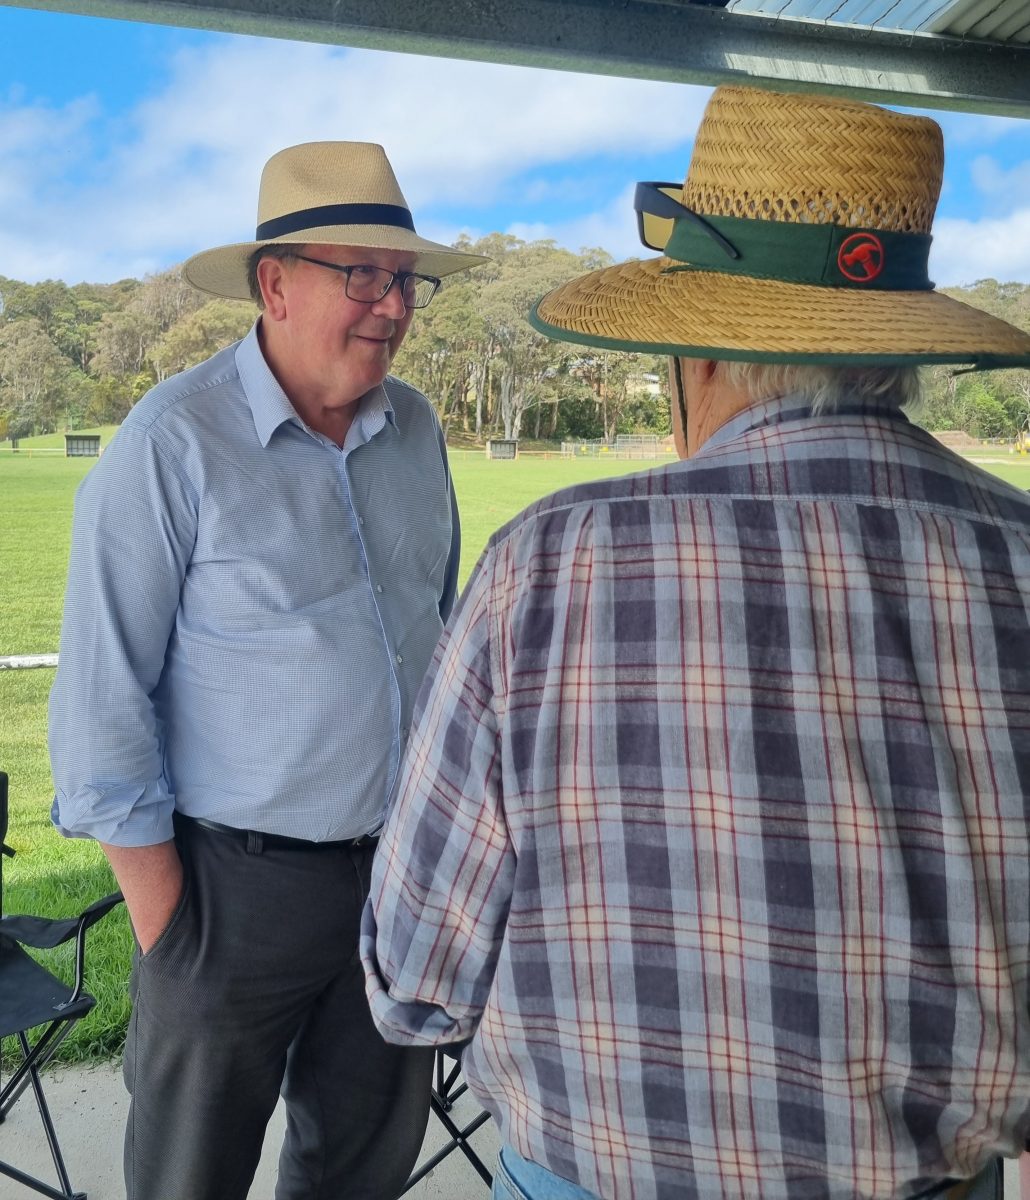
[{"x1": 48, "y1": 141, "x2": 485, "y2": 1200}]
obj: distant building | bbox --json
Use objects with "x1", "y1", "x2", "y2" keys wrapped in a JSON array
[{"x1": 64, "y1": 434, "x2": 101, "y2": 458}]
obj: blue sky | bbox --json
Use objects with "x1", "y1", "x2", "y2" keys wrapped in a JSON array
[{"x1": 1, "y1": 5, "x2": 1029, "y2": 288}]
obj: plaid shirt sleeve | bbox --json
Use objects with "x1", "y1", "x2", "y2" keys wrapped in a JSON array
[{"x1": 361, "y1": 545, "x2": 512, "y2": 1044}]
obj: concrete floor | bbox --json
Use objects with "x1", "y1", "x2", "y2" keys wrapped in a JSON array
[
  {"x1": 4, "y1": 1064, "x2": 1027, "y2": 1200},
  {"x1": 0, "y1": 1059, "x2": 499, "y2": 1200}
]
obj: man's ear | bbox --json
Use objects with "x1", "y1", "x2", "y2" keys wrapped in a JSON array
[{"x1": 257, "y1": 256, "x2": 290, "y2": 321}]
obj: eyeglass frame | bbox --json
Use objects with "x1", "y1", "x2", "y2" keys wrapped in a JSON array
[
  {"x1": 634, "y1": 182, "x2": 740, "y2": 260},
  {"x1": 289, "y1": 252, "x2": 442, "y2": 309}
]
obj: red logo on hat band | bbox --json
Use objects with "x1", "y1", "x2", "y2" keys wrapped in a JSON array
[
  {"x1": 835, "y1": 231, "x2": 883, "y2": 283},
  {"x1": 837, "y1": 232, "x2": 885, "y2": 283}
]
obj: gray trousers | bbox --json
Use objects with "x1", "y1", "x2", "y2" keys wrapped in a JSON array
[{"x1": 123, "y1": 817, "x2": 433, "y2": 1200}]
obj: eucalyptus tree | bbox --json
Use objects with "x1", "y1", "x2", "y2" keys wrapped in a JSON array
[{"x1": 0, "y1": 317, "x2": 78, "y2": 437}]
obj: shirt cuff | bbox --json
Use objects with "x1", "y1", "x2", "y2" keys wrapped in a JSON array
[
  {"x1": 51, "y1": 781, "x2": 176, "y2": 846},
  {"x1": 359, "y1": 910, "x2": 480, "y2": 1047}
]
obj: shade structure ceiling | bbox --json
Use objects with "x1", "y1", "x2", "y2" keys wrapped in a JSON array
[{"x1": 1, "y1": 0, "x2": 1028, "y2": 116}]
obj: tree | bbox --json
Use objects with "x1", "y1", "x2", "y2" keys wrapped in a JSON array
[
  {"x1": 392, "y1": 276, "x2": 486, "y2": 435},
  {"x1": 0, "y1": 260, "x2": 1025, "y2": 446},
  {"x1": 82, "y1": 373, "x2": 135, "y2": 427},
  {"x1": 92, "y1": 307, "x2": 159, "y2": 380},
  {"x1": 133, "y1": 269, "x2": 207, "y2": 336},
  {"x1": 91, "y1": 269, "x2": 206, "y2": 384},
  {"x1": 958, "y1": 377, "x2": 1016, "y2": 440},
  {"x1": 152, "y1": 300, "x2": 253, "y2": 379},
  {"x1": 478, "y1": 240, "x2": 602, "y2": 440},
  {"x1": 0, "y1": 318, "x2": 76, "y2": 436}
]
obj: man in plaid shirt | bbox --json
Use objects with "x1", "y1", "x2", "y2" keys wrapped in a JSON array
[{"x1": 362, "y1": 88, "x2": 1030, "y2": 1200}]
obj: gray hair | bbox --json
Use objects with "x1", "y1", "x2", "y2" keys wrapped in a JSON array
[
  {"x1": 246, "y1": 244, "x2": 300, "y2": 308},
  {"x1": 715, "y1": 361, "x2": 922, "y2": 414}
]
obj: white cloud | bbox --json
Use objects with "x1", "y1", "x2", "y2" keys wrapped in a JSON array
[
  {"x1": 0, "y1": 36, "x2": 710, "y2": 283},
  {"x1": 932, "y1": 111, "x2": 1029, "y2": 149},
  {"x1": 14, "y1": 37, "x2": 1025, "y2": 292},
  {"x1": 0, "y1": 94, "x2": 97, "y2": 210},
  {"x1": 931, "y1": 209, "x2": 1030, "y2": 286},
  {"x1": 969, "y1": 154, "x2": 1030, "y2": 205}
]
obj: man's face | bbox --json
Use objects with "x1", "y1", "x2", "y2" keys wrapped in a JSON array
[{"x1": 275, "y1": 243, "x2": 417, "y2": 407}]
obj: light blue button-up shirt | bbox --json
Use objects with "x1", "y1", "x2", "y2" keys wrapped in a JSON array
[{"x1": 48, "y1": 323, "x2": 460, "y2": 847}]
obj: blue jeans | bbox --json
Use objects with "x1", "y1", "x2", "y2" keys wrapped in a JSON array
[
  {"x1": 490, "y1": 1146, "x2": 1004, "y2": 1200},
  {"x1": 492, "y1": 1146, "x2": 600, "y2": 1200}
]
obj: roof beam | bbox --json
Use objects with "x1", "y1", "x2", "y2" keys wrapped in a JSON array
[{"x1": 5, "y1": 0, "x2": 1029, "y2": 117}]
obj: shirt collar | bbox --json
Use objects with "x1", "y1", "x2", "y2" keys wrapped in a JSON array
[
  {"x1": 236, "y1": 322, "x2": 300, "y2": 448},
  {"x1": 698, "y1": 391, "x2": 910, "y2": 456},
  {"x1": 344, "y1": 382, "x2": 397, "y2": 453},
  {"x1": 235, "y1": 321, "x2": 399, "y2": 450}
]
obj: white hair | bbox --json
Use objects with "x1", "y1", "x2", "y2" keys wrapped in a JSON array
[{"x1": 715, "y1": 361, "x2": 922, "y2": 414}]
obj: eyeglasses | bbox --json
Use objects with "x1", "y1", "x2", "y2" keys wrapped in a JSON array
[
  {"x1": 291, "y1": 254, "x2": 441, "y2": 309},
  {"x1": 634, "y1": 182, "x2": 739, "y2": 260}
]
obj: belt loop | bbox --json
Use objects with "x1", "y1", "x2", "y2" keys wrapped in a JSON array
[{"x1": 245, "y1": 830, "x2": 264, "y2": 856}]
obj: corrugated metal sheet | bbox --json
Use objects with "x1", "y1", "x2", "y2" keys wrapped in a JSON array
[
  {"x1": 726, "y1": 0, "x2": 1030, "y2": 42},
  {"x1": 926, "y1": 0, "x2": 1030, "y2": 41}
]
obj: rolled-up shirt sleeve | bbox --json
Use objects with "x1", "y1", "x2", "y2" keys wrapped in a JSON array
[
  {"x1": 48, "y1": 424, "x2": 197, "y2": 847},
  {"x1": 361, "y1": 547, "x2": 513, "y2": 1045}
]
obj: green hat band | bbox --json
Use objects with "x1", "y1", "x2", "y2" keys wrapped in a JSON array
[{"x1": 665, "y1": 212, "x2": 933, "y2": 292}]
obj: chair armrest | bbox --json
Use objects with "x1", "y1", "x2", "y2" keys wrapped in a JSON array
[
  {"x1": 0, "y1": 891, "x2": 123, "y2": 1009},
  {"x1": 0, "y1": 892, "x2": 123, "y2": 950}
]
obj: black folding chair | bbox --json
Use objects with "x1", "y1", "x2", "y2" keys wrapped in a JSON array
[
  {"x1": 0, "y1": 771, "x2": 123, "y2": 1200},
  {"x1": 403, "y1": 1048, "x2": 494, "y2": 1194}
]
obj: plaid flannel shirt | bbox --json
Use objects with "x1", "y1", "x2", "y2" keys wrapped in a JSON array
[{"x1": 362, "y1": 395, "x2": 1030, "y2": 1200}]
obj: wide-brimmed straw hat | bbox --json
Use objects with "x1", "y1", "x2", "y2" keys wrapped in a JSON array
[
  {"x1": 182, "y1": 141, "x2": 487, "y2": 301},
  {"x1": 531, "y1": 87, "x2": 1030, "y2": 369}
]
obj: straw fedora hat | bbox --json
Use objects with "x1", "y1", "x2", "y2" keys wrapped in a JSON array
[
  {"x1": 182, "y1": 141, "x2": 487, "y2": 300},
  {"x1": 531, "y1": 87, "x2": 1030, "y2": 369}
]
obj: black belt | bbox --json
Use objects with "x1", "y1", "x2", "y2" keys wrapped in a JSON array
[{"x1": 186, "y1": 815, "x2": 378, "y2": 852}]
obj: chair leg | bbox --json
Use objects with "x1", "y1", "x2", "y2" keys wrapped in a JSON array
[
  {"x1": 22, "y1": 1032, "x2": 83, "y2": 1199},
  {"x1": 0, "y1": 1027, "x2": 87, "y2": 1200},
  {"x1": 400, "y1": 1075, "x2": 494, "y2": 1195},
  {"x1": 0, "y1": 1018, "x2": 75, "y2": 1117},
  {"x1": 0, "y1": 1158, "x2": 86, "y2": 1200},
  {"x1": 433, "y1": 1063, "x2": 492, "y2": 1185}
]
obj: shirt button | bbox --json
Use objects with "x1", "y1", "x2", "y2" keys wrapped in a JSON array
[
  {"x1": 402, "y1": 727, "x2": 409, "y2": 739},
  {"x1": 376, "y1": 584, "x2": 383, "y2": 594},
  {"x1": 358, "y1": 516, "x2": 365, "y2": 526},
  {"x1": 395, "y1": 653, "x2": 403, "y2": 665}
]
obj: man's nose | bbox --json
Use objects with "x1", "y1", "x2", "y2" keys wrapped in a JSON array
[{"x1": 372, "y1": 277, "x2": 410, "y2": 318}]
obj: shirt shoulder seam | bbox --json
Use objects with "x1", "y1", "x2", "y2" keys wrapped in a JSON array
[{"x1": 128, "y1": 367, "x2": 241, "y2": 436}]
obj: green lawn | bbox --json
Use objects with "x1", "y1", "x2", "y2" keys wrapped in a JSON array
[
  {"x1": 1, "y1": 442, "x2": 1029, "y2": 1061},
  {"x1": 0, "y1": 426, "x2": 120, "y2": 454},
  {"x1": 959, "y1": 455, "x2": 1030, "y2": 491}
]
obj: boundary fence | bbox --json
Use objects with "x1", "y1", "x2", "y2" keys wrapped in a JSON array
[{"x1": 561, "y1": 435, "x2": 661, "y2": 460}]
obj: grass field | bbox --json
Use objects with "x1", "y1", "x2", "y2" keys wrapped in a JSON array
[
  {"x1": 0, "y1": 426, "x2": 121, "y2": 455},
  {"x1": 2, "y1": 441, "x2": 1029, "y2": 1060}
]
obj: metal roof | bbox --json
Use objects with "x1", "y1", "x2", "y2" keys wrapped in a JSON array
[
  {"x1": 3, "y1": 0, "x2": 1029, "y2": 116},
  {"x1": 726, "y1": 0, "x2": 1030, "y2": 44}
]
